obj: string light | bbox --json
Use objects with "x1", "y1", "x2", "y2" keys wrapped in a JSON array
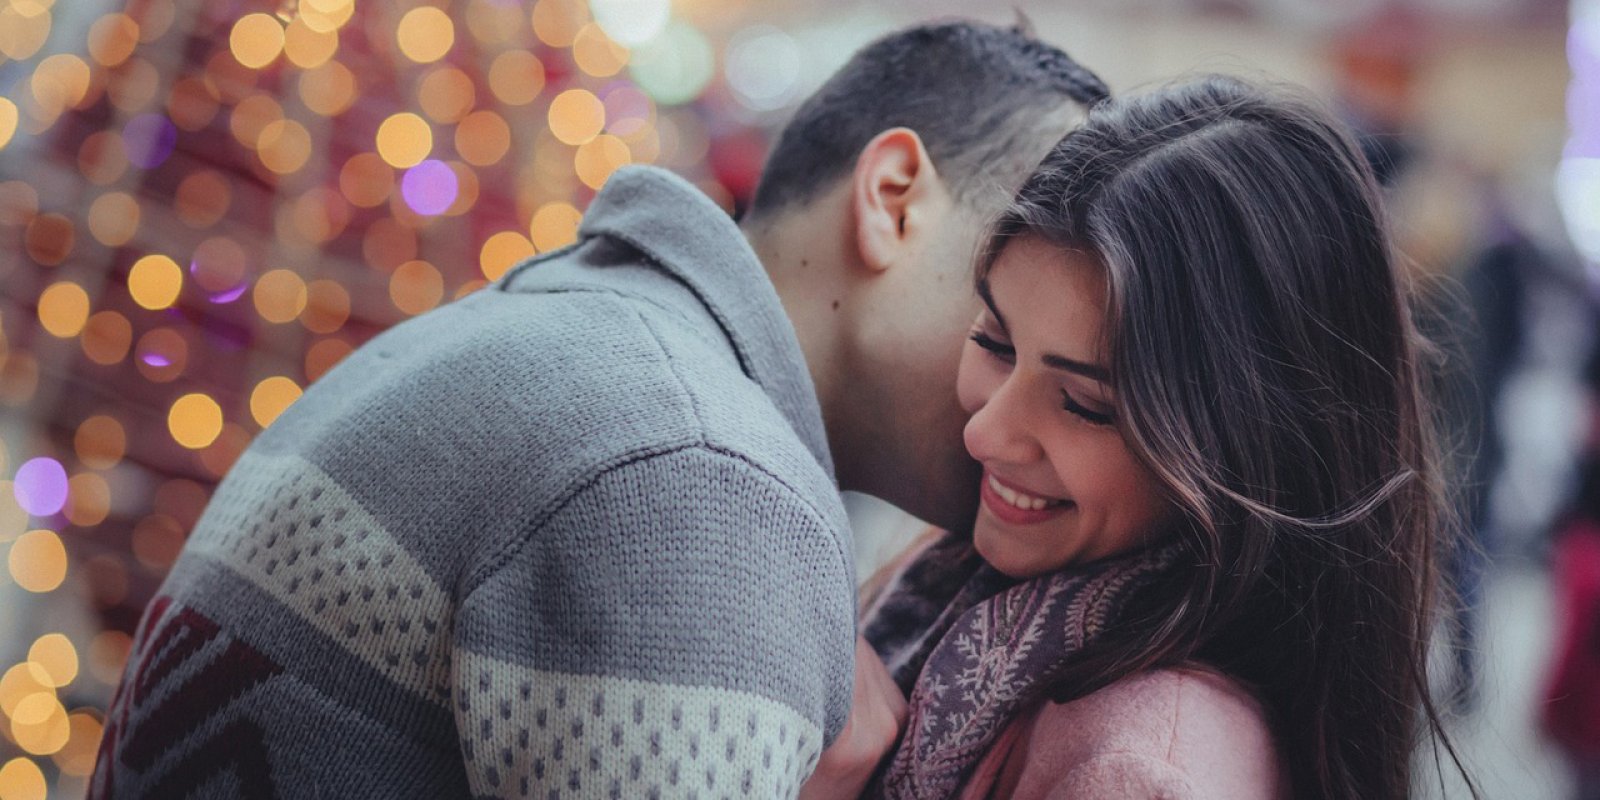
[{"x1": 0, "y1": 4, "x2": 692, "y2": 793}]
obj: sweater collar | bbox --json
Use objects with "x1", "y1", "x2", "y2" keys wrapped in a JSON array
[{"x1": 577, "y1": 166, "x2": 835, "y2": 480}]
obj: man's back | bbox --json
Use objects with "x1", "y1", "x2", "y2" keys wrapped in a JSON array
[{"x1": 91, "y1": 168, "x2": 856, "y2": 799}]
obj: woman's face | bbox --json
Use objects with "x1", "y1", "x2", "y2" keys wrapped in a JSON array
[{"x1": 957, "y1": 237, "x2": 1176, "y2": 579}]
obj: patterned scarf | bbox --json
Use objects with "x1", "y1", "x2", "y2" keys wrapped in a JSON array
[{"x1": 860, "y1": 531, "x2": 1185, "y2": 800}]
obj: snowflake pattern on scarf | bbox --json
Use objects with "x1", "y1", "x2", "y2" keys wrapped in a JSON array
[{"x1": 863, "y1": 533, "x2": 1184, "y2": 799}]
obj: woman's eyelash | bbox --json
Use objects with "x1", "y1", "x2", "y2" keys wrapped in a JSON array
[
  {"x1": 969, "y1": 331, "x2": 1014, "y2": 358},
  {"x1": 973, "y1": 330, "x2": 1114, "y2": 425},
  {"x1": 1061, "y1": 390, "x2": 1115, "y2": 425}
]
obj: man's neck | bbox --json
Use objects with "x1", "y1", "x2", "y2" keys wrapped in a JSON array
[{"x1": 743, "y1": 219, "x2": 862, "y2": 493}]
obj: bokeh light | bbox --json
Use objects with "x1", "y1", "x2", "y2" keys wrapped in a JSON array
[
  {"x1": 589, "y1": 0, "x2": 669, "y2": 46},
  {"x1": 52, "y1": 713, "x2": 103, "y2": 776},
  {"x1": 488, "y1": 50, "x2": 546, "y2": 106},
  {"x1": 628, "y1": 21, "x2": 715, "y2": 106},
  {"x1": 9, "y1": 530, "x2": 67, "y2": 593},
  {"x1": 726, "y1": 26, "x2": 803, "y2": 111},
  {"x1": 0, "y1": 98, "x2": 16, "y2": 152},
  {"x1": 127, "y1": 254, "x2": 183, "y2": 310},
  {"x1": 300, "y1": 60, "x2": 358, "y2": 116},
  {"x1": 135, "y1": 327, "x2": 188, "y2": 383},
  {"x1": 250, "y1": 376, "x2": 303, "y2": 428},
  {"x1": 0, "y1": 758, "x2": 46, "y2": 800},
  {"x1": 191, "y1": 236, "x2": 250, "y2": 299},
  {"x1": 258, "y1": 118, "x2": 314, "y2": 174},
  {"x1": 88, "y1": 13, "x2": 141, "y2": 67},
  {"x1": 418, "y1": 67, "x2": 476, "y2": 123},
  {"x1": 530, "y1": 202, "x2": 583, "y2": 251},
  {"x1": 122, "y1": 113, "x2": 176, "y2": 169},
  {"x1": 168, "y1": 393, "x2": 223, "y2": 449},
  {"x1": 230, "y1": 13, "x2": 285, "y2": 70},
  {"x1": 455, "y1": 110, "x2": 512, "y2": 166},
  {"x1": 480, "y1": 231, "x2": 536, "y2": 281},
  {"x1": 77, "y1": 132, "x2": 127, "y2": 185},
  {"x1": 284, "y1": 16, "x2": 339, "y2": 69},
  {"x1": 549, "y1": 89, "x2": 605, "y2": 145},
  {"x1": 13, "y1": 459, "x2": 68, "y2": 517},
  {"x1": 575, "y1": 133, "x2": 631, "y2": 189},
  {"x1": 87, "y1": 192, "x2": 140, "y2": 246},
  {"x1": 166, "y1": 76, "x2": 219, "y2": 131},
  {"x1": 36, "y1": 282, "x2": 89, "y2": 338},
  {"x1": 64, "y1": 472, "x2": 110, "y2": 527},
  {"x1": 334, "y1": 153, "x2": 390, "y2": 209},
  {"x1": 302, "y1": 279, "x2": 351, "y2": 334},
  {"x1": 573, "y1": 24, "x2": 630, "y2": 78},
  {"x1": 0, "y1": 5, "x2": 50, "y2": 62},
  {"x1": 253, "y1": 269, "x2": 309, "y2": 324},
  {"x1": 174, "y1": 170, "x2": 231, "y2": 228},
  {"x1": 0, "y1": 1, "x2": 776, "y2": 794},
  {"x1": 397, "y1": 7, "x2": 455, "y2": 64},
  {"x1": 73, "y1": 416, "x2": 125, "y2": 470},
  {"x1": 532, "y1": 0, "x2": 590, "y2": 48},
  {"x1": 27, "y1": 635, "x2": 77, "y2": 689},
  {"x1": 377, "y1": 112, "x2": 433, "y2": 168},
  {"x1": 230, "y1": 93, "x2": 284, "y2": 149},
  {"x1": 24, "y1": 214, "x2": 73, "y2": 266},
  {"x1": 401, "y1": 159, "x2": 459, "y2": 216},
  {"x1": 390, "y1": 260, "x2": 444, "y2": 315},
  {"x1": 80, "y1": 311, "x2": 132, "y2": 365}
]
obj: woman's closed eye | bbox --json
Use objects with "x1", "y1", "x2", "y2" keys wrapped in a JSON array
[
  {"x1": 1060, "y1": 390, "x2": 1115, "y2": 426},
  {"x1": 973, "y1": 329, "x2": 1116, "y2": 426},
  {"x1": 969, "y1": 330, "x2": 1014, "y2": 362}
]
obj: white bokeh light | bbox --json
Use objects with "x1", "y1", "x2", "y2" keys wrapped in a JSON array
[
  {"x1": 628, "y1": 22, "x2": 715, "y2": 106},
  {"x1": 589, "y1": 0, "x2": 670, "y2": 47},
  {"x1": 725, "y1": 25, "x2": 802, "y2": 112}
]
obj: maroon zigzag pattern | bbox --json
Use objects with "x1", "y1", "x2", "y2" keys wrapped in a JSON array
[{"x1": 90, "y1": 597, "x2": 285, "y2": 799}]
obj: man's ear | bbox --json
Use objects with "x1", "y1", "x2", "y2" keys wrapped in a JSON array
[{"x1": 850, "y1": 127, "x2": 946, "y2": 274}]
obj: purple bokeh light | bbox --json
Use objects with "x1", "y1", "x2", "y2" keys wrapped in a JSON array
[
  {"x1": 603, "y1": 84, "x2": 652, "y2": 138},
  {"x1": 124, "y1": 113, "x2": 178, "y2": 169},
  {"x1": 401, "y1": 160, "x2": 459, "y2": 216},
  {"x1": 1567, "y1": 20, "x2": 1600, "y2": 159},
  {"x1": 13, "y1": 457, "x2": 69, "y2": 517},
  {"x1": 207, "y1": 284, "x2": 249, "y2": 304},
  {"x1": 142, "y1": 353, "x2": 172, "y2": 367}
]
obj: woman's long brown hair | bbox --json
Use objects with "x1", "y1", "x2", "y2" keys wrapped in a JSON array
[{"x1": 981, "y1": 75, "x2": 1476, "y2": 799}]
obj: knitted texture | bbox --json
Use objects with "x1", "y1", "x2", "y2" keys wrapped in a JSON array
[{"x1": 91, "y1": 167, "x2": 856, "y2": 799}]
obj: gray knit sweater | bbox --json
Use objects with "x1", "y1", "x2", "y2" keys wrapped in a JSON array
[{"x1": 90, "y1": 167, "x2": 857, "y2": 799}]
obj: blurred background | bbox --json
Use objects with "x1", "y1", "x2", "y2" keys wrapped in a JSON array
[{"x1": 0, "y1": 0, "x2": 1591, "y2": 797}]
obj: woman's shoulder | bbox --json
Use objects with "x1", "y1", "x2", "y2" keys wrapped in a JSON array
[{"x1": 998, "y1": 666, "x2": 1286, "y2": 799}]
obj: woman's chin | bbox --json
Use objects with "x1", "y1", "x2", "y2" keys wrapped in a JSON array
[{"x1": 973, "y1": 523, "x2": 1054, "y2": 580}]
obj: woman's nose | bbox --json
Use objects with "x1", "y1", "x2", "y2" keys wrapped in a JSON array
[{"x1": 963, "y1": 376, "x2": 1044, "y2": 467}]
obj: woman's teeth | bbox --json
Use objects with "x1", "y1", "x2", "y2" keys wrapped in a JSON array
[{"x1": 988, "y1": 475, "x2": 1065, "y2": 512}]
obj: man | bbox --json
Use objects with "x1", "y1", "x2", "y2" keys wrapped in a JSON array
[{"x1": 91, "y1": 19, "x2": 1108, "y2": 799}]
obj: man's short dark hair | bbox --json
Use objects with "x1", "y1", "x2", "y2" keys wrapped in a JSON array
[{"x1": 746, "y1": 20, "x2": 1110, "y2": 220}]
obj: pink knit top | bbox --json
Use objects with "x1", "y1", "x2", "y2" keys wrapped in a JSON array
[{"x1": 957, "y1": 667, "x2": 1289, "y2": 799}]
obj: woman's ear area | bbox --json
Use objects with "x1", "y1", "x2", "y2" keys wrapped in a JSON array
[{"x1": 850, "y1": 127, "x2": 952, "y2": 274}]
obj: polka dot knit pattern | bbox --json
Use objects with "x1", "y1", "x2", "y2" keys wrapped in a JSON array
[{"x1": 90, "y1": 167, "x2": 856, "y2": 799}]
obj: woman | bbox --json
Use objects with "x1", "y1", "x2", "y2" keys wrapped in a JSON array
[{"x1": 856, "y1": 75, "x2": 1473, "y2": 799}]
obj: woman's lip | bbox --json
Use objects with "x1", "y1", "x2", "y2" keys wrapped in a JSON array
[{"x1": 980, "y1": 472, "x2": 1074, "y2": 526}]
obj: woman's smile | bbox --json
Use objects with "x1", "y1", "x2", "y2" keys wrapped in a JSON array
[{"x1": 979, "y1": 470, "x2": 1075, "y2": 526}]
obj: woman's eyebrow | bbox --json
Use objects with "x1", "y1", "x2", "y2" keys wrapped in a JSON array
[{"x1": 1041, "y1": 353, "x2": 1110, "y2": 382}]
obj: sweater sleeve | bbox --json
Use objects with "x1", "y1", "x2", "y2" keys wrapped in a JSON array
[{"x1": 448, "y1": 445, "x2": 856, "y2": 799}]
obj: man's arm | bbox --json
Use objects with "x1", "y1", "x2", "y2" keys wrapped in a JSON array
[{"x1": 449, "y1": 445, "x2": 856, "y2": 799}]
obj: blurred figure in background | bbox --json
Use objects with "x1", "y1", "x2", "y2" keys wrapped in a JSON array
[{"x1": 1541, "y1": 338, "x2": 1600, "y2": 800}]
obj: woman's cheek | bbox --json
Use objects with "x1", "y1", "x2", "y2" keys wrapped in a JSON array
[{"x1": 955, "y1": 344, "x2": 995, "y2": 416}]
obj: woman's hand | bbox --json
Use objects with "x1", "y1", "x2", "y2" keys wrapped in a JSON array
[{"x1": 798, "y1": 636, "x2": 909, "y2": 800}]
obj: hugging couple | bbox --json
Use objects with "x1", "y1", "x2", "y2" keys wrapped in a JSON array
[{"x1": 90, "y1": 18, "x2": 1469, "y2": 800}]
